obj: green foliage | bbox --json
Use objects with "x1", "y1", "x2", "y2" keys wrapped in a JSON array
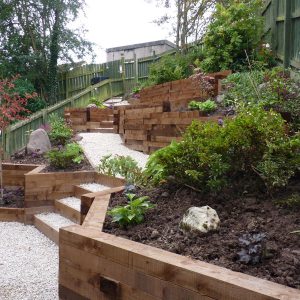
[
  {"x1": 48, "y1": 114, "x2": 73, "y2": 145},
  {"x1": 46, "y1": 142, "x2": 83, "y2": 169},
  {"x1": 147, "y1": 46, "x2": 204, "y2": 86},
  {"x1": 0, "y1": 0, "x2": 94, "y2": 100},
  {"x1": 98, "y1": 155, "x2": 146, "y2": 185},
  {"x1": 188, "y1": 99, "x2": 217, "y2": 114},
  {"x1": 108, "y1": 193, "x2": 155, "y2": 227},
  {"x1": 201, "y1": 0, "x2": 263, "y2": 72},
  {"x1": 276, "y1": 193, "x2": 300, "y2": 209},
  {"x1": 222, "y1": 67, "x2": 300, "y2": 131},
  {"x1": 145, "y1": 107, "x2": 300, "y2": 192},
  {"x1": 89, "y1": 97, "x2": 105, "y2": 108},
  {"x1": 13, "y1": 78, "x2": 47, "y2": 114}
]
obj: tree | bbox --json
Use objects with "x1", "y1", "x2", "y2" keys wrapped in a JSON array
[
  {"x1": 0, "y1": 0, "x2": 94, "y2": 104},
  {"x1": 153, "y1": 0, "x2": 218, "y2": 49},
  {"x1": 0, "y1": 76, "x2": 35, "y2": 202}
]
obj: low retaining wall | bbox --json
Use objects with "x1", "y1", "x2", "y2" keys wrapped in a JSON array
[
  {"x1": 3, "y1": 163, "x2": 40, "y2": 187},
  {"x1": 138, "y1": 70, "x2": 231, "y2": 111},
  {"x1": 115, "y1": 106, "x2": 224, "y2": 153},
  {"x1": 65, "y1": 107, "x2": 114, "y2": 132},
  {"x1": 59, "y1": 225, "x2": 300, "y2": 300}
]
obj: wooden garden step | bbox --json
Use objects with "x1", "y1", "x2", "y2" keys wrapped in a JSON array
[
  {"x1": 90, "y1": 128, "x2": 114, "y2": 133},
  {"x1": 34, "y1": 212, "x2": 75, "y2": 245},
  {"x1": 55, "y1": 197, "x2": 81, "y2": 224}
]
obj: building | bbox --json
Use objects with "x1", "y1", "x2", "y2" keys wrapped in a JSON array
[{"x1": 106, "y1": 40, "x2": 176, "y2": 62}]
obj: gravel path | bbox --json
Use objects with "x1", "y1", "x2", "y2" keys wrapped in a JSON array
[
  {"x1": 78, "y1": 133, "x2": 149, "y2": 169},
  {"x1": 0, "y1": 222, "x2": 58, "y2": 300}
]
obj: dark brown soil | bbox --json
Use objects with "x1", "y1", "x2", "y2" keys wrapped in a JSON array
[
  {"x1": 7, "y1": 149, "x2": 93, "y2": 173},
  {"x1": 0, "y1": 187, "x2": 24, "y2": 208},
  {"x1": 103, "y1": 180, "x2": 300, "y2": 289}
]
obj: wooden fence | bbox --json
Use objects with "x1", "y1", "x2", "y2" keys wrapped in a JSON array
[
  {"x1": 57, "y1": 50, "x2": 176, "y2": 101},
  {"x1": 263, "y1": 0, "x2": 300, "y2": 69},
  {"x1": 3, "y1": 79, "x2": 123, "y2": 157}
]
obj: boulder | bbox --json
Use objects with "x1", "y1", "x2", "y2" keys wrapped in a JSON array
[
  {"x1": 27, "y1": 128, "x2": 51, "y2": 154},
  {"x1": 180, "y1": 206, "x2": 220, "y2": 233}
]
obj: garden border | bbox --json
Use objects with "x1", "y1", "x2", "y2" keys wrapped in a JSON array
[{"x1": 59, "y1": 190, "x2": 300, "y2": 300}]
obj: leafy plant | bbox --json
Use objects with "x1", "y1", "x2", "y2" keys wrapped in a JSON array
[
  {"x1": 48, "y1": 114, "x2": 73, "y2": 145},
  {"x1": 147, "y1": 45, "x2": 204, "y2": 86},
  {"x1": 108, "y1": 193, "x2": 155, "y2": 227},
  {"x1": 145, "y1": 107, "x2": 300, "y2": 192},
  {"x1": 201, "y1": 0, "x2": 264, "y2": 72},
  {"x1": 237, "y1": 233, "x2": 267, "y2": 265},
  {"x1": 89, "y1": 97, "x2": 105, "y2": 108},
  {"x1": 13, "y1": 77, "x2": 46, "y2": 114},
  {"x1": 46, "y1": 142, "x2": 83, "y2": 169},
  {"x1": 188, "y1": 99, "x2": 217, "y2": 114},
  {"x1": 275, "y1": 193, "x2": 300, "y2": 209},
  {"x1": 98, "y1": 155, "x2": 146, "y2": 185}
]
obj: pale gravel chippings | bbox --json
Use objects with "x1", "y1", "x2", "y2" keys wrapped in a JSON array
[
  {"x1": 79, "y1": 182, "x2": 110, "y2": 193},
  {"x1": 35, "y1": 212, "x2": 75, "y2": 231},
  {"x1": 0, "y1": 222, "x2": 58, "y2": 300},
  {"x1": 78, "y1": 133, "x2": 149, "y2": 169},
  {"x1": 58, "y1": 196, "x2": 81, "y2": 211}
]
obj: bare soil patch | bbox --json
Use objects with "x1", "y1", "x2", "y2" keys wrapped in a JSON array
[{"x1": 103, "y1": 178, "x2": 300, "y2": 289}]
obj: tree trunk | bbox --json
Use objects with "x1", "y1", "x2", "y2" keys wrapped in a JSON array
[{"x1": 47, "y1": 8, "x2": 60, "y2": 105}]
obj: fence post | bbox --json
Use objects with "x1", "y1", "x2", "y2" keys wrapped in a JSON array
[
  {"x1": 283, "y1": 0, "x2": 291, "y2": 68},
  {"x1": 271, "y1": 0, "x2": 278, "y2": 51},
  {"x1": 121, "y1": 54, "x2": 125, "y2": 95},
  {"x1": 134, "y1": 53, "x2": 138, "y2": 85}
]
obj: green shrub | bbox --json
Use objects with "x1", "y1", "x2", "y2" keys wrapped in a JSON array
[
  {"x1": 98, "y1": 155, "x2": 146, "y2": 185},
  {"x1": 275, "y1": 193, "x2": 300, "y2": 209},
  {"x1": 46, "y1": 142, "x2": 84, "y2": 169},
  {"x1": 201, "y1": 0, "x2": 263, "y2": 72},
  {"x1": 13, "y1": 77, "x2": 47, "y2": 114},
  {"x1": 145, "y1": 107, "x2": 300, "y2": 192},
  {"x1": 108, "y1": 193, "x2": 155, "y2": 227},
  {"x1": 188, "y1": 99, "x2": 217, "y2": 114},
  {"x1": 222, "y1": 67, "x2": 300, "y2": 131},
  {"x1": 147, "y1": 45, "x2": 204, "y2": 86},
  {"x1": 48, "y1": 114, "x2": 73, "y2": 145},
  {"x1": 89, "y1": 97, "x2": 105, "y2": 108}
]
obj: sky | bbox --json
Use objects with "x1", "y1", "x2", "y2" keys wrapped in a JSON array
[{"x1": 78, "y1": 0, "x2": 174, "y2": 63}]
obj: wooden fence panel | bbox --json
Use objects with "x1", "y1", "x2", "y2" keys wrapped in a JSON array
[
  {"x1": 263, "y1": 0, "x2": 300, "y2": 69},
  {"x1": 3, "y1": 79, "x2": 122, "y2": 157}
]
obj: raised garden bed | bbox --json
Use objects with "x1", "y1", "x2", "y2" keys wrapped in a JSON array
[
  {"x1": 59, "y1": 183, "x2": 300, "y2": 300},
  {"x1": 8, "y1": 148, "x2": 93, "y2": 173}
]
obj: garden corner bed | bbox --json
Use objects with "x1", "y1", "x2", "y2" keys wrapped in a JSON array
[{"x1": 59, "y1": 181, "x2": 300, "y2": 300}]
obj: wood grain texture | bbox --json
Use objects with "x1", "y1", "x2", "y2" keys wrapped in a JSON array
[{"x1": 59, "y1": 226, "x2": 300, "y2": 300}]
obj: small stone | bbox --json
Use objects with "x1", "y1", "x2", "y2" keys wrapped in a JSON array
[
  {"x1": 87, "y1": 103, "x2": 97, "y2": 108},
  {"x1": 161, "y1": 192, "x2": 169, "y2": 198},
  {"x1": 72, "y1": 134, "x2": 83, "y2": 142},
  {"x1": 150, "y1": 230, "x2": 159, "y2": 239},
  {"x1": 180, "y1": 206, "x2": 220, "y2": 233}
]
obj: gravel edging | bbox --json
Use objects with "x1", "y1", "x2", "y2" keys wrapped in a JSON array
[
  {"x1": 78, "y1": 133, "x2": 149, "y2": 169},
  {"x1": 0, "y1": 222, "x2": 58, "y2": 300}
]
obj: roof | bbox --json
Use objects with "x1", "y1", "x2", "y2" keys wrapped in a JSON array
[{"x1": 106, "y1": 40, "x2": 177, "y2": 53}]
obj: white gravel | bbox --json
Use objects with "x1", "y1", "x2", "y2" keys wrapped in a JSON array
[
  {"x1": 0, "y1": 222, "x2": 58, "y2": 300},
  {"x1": 78, "y1": 133, "x2": 149, "y2": 169},
  {"x1": 58, "y1": 196, "x2": 81, "y2": 211},
  {"x1": 79, "y1": 182, "x2": 110, "y2": 193},
  {"x1": 35, "y1": 213, "x2": 75, "y2": 231}
]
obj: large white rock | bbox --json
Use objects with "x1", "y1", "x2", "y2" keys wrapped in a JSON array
[
  {"x1": 180, "y1": 206, "x2": 220, "y2": 233},
  {"x1": 27, "y1": 128, "x2": 51, "y2": 154}
]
